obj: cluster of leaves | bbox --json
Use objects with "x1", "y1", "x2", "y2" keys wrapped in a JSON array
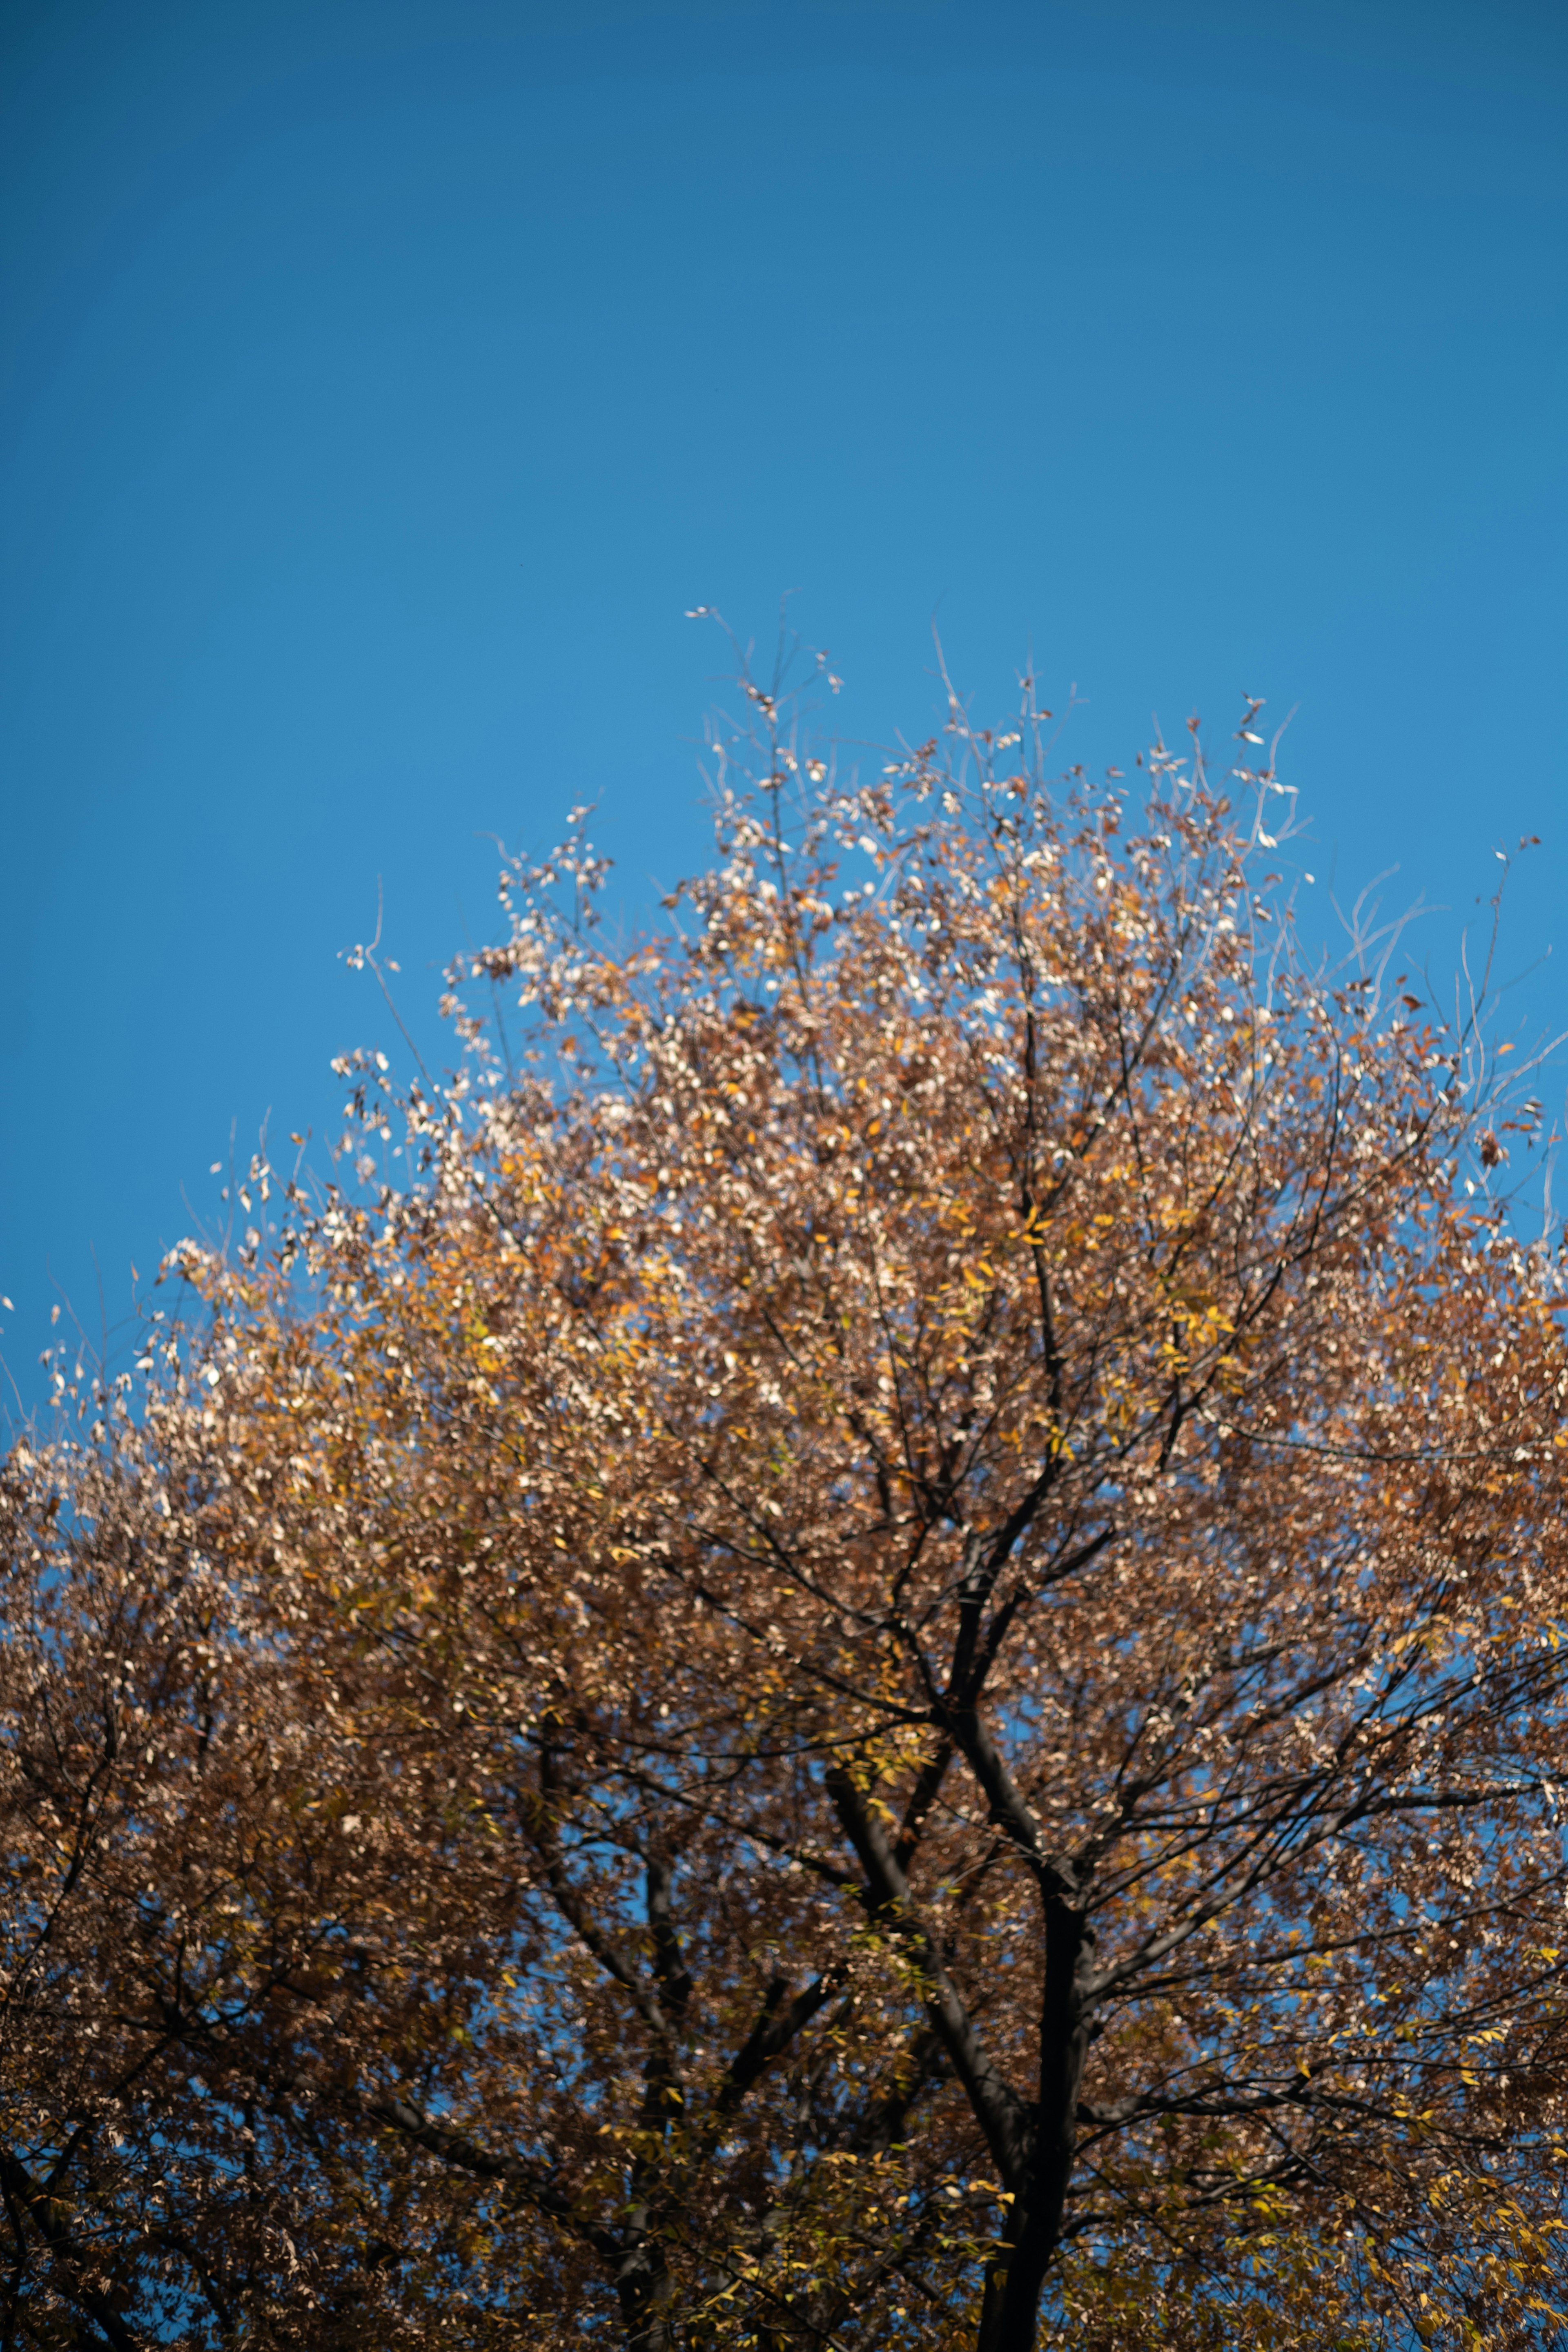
[{"x1": 3, "y1": 653, "x2": 1566, "y2": 2350}]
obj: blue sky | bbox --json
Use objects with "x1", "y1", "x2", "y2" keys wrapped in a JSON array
[{"x1": 2, "y1": 0, "x2": 1565, "y2": 1412}]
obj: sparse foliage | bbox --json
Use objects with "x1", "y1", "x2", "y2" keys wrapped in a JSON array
[{"x1": 4, "y1": 655, "x2": 1566, "y2": 2349}]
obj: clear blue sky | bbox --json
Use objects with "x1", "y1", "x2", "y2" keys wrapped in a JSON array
[{"x1": 2, "y1": 0, "x2": 1565, "y2": 1414}]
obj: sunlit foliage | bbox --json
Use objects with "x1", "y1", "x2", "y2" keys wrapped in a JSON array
[{"x1": 4, "y1": 657, "x2": 1566, "y2": 2348}]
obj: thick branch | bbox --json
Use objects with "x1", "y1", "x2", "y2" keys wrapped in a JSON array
[
  {"x1": 715, "y1": 1966, "x2": 847, "y2": 2118},
  {"x1": 826, "y1": 1766, "x2": 1033, "y2": 2189},
  {"x1": 0, "y1": 2141, "x2": 144, "y2": 2352}
]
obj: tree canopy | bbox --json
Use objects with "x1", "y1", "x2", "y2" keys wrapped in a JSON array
[{"x1": 4, "y1": 666, "x2": 1566, "y2": 2350}]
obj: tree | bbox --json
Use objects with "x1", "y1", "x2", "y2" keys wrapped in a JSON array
[{"x1": 4, "y1": 658, "x2": 1566, "y2": 2351}]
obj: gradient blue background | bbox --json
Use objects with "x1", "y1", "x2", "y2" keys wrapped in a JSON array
[{"x1": 2, "y1": 0, "x2": 1565, "y2": 1417}]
